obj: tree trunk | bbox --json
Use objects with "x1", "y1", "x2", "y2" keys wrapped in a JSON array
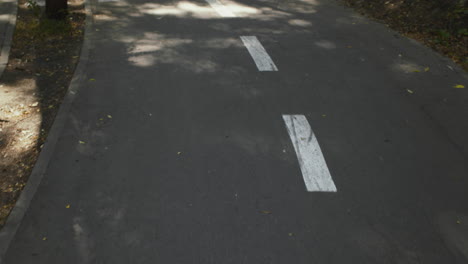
[{"x1": 46, "y1": 0, "x2": 68, "y2": 19}]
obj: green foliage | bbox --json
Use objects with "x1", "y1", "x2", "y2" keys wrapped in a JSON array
[
  {"x1": 21, "y1": 0, "x2": 73, "y2": 38},
  {"x1": 438, "y1": 29, "x2": 451, "y2": 39},
  {"x1": 445, "y1": 4, "x2": 468, "y2": 32},
  {"x1": 452, "y1": 5, "x2": 468, "y2": 16},
  {"x1": 16, "y1": 16, "x2": 72, "y2": 42},
  {"x1": 457, "y1": 28, "x2": 468, "y2": 36},
  {"x1": 37, "y1": 18, "x2": 72, "y2": 37},
  {"x1": 26, "y1": 0, "x2": 41, "y2": 17}
]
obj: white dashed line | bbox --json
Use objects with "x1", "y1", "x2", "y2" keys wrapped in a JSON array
[
  {"x1": 205, "y1": 0, "x2": 236, "y2": 17},
  {"x1": 283, "y1": 115, "x2": 337, "y2": 192},
  {"x1": 240, "y1": 36, "x2": 278, "y2": 71}
]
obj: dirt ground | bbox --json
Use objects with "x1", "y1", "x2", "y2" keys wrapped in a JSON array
[
  {"x1": 341, "y1": 0, "x2": 468, "y2": 71},
  {"x1": 0, "y1": 0, "x2": 85, "y2": 227}
]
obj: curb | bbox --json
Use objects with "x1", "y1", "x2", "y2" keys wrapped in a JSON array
[
  {"x1": 0, "y1": 0, "x2": 94, "y2": 262},
  {"x1": 0, "y1": 0, "x2": 18, "y2": 79}
]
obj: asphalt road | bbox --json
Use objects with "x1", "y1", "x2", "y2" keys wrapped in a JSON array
[{"x1": 3, "y1": 0, "x2": 468, "y2": 263}]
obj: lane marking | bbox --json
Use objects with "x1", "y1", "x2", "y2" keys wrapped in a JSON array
[
  {"x1": 205, "y1": 0, "x2": 236, "y2": 17},
  {"x1": 240, "y1": 36, "x2": 278, "y2": 71},
  {"x1": 283, "y1": 115, "x2": 337, "y2": 192}
]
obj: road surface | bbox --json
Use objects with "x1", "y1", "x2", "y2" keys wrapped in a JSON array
[{"x1": 3, "y1": 0, "x2": 468, "y2": 263}]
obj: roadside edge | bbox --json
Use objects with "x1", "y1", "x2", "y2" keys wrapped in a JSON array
[{"x1": 0, "y1": 0, "x2": 94, "y2": 262}]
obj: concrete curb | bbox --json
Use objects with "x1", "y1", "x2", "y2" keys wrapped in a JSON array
[
  {"x1": 0, "y1": 0, "x2": 18, "y2": 79},
  {"x1": 0, "y1": 0, "x2": 94, "y2": 262}
]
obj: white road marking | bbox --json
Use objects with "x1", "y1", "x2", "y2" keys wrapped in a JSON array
[
  {"x1": 240, "y1": 36, "x2": 278, "y2": 71},
  {"x1": 283, "y1": 115, "x2": 337, "y2": 192},
  {"x1": 205, "y1": 0, "x2": 236, "y2": 17}
]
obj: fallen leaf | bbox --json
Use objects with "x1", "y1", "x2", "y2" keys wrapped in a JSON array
[
  {"x1": 42, "y1": 237, "x2": 47, "y2": 241},
  {"x1": 288, "y1": 233, "x2": 294, "y2": 237},
  {"x1": 424, "y1": 67, "x2": 430, "y2": 72},
  {"x1": 454, "y1": 84, "x2": 465, "y2": 89},
  {"x1": 107, "y1": 115, "x2": 112, "y2": 119},
  {"x1": 79, "y1": 140, "x2": 85, "y2": 144},
  {"x1": 89, "y1": 78, "x2": 96, "y2": 81},
  {"x1": 260, "y1": 210, "x2": 272, "y2": 214},
  {"x1": 457, "y1": 220, "x2": 461, "y2": 224},
  {"x1": 413, "y1": 70, "x2": 420, "y2": 73},
  {"x1": 407, "y1": 89, "x2": 414, "y2": 94},
  {"x1": 65, "y1": 204, "x2": 71, "y2": 209},
  {"x1": 177, "y1": 152, "x2": 182, "y2": 155},
  {"x1": 322, "y1": 114, "x2": 326, "y2": 117}
]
